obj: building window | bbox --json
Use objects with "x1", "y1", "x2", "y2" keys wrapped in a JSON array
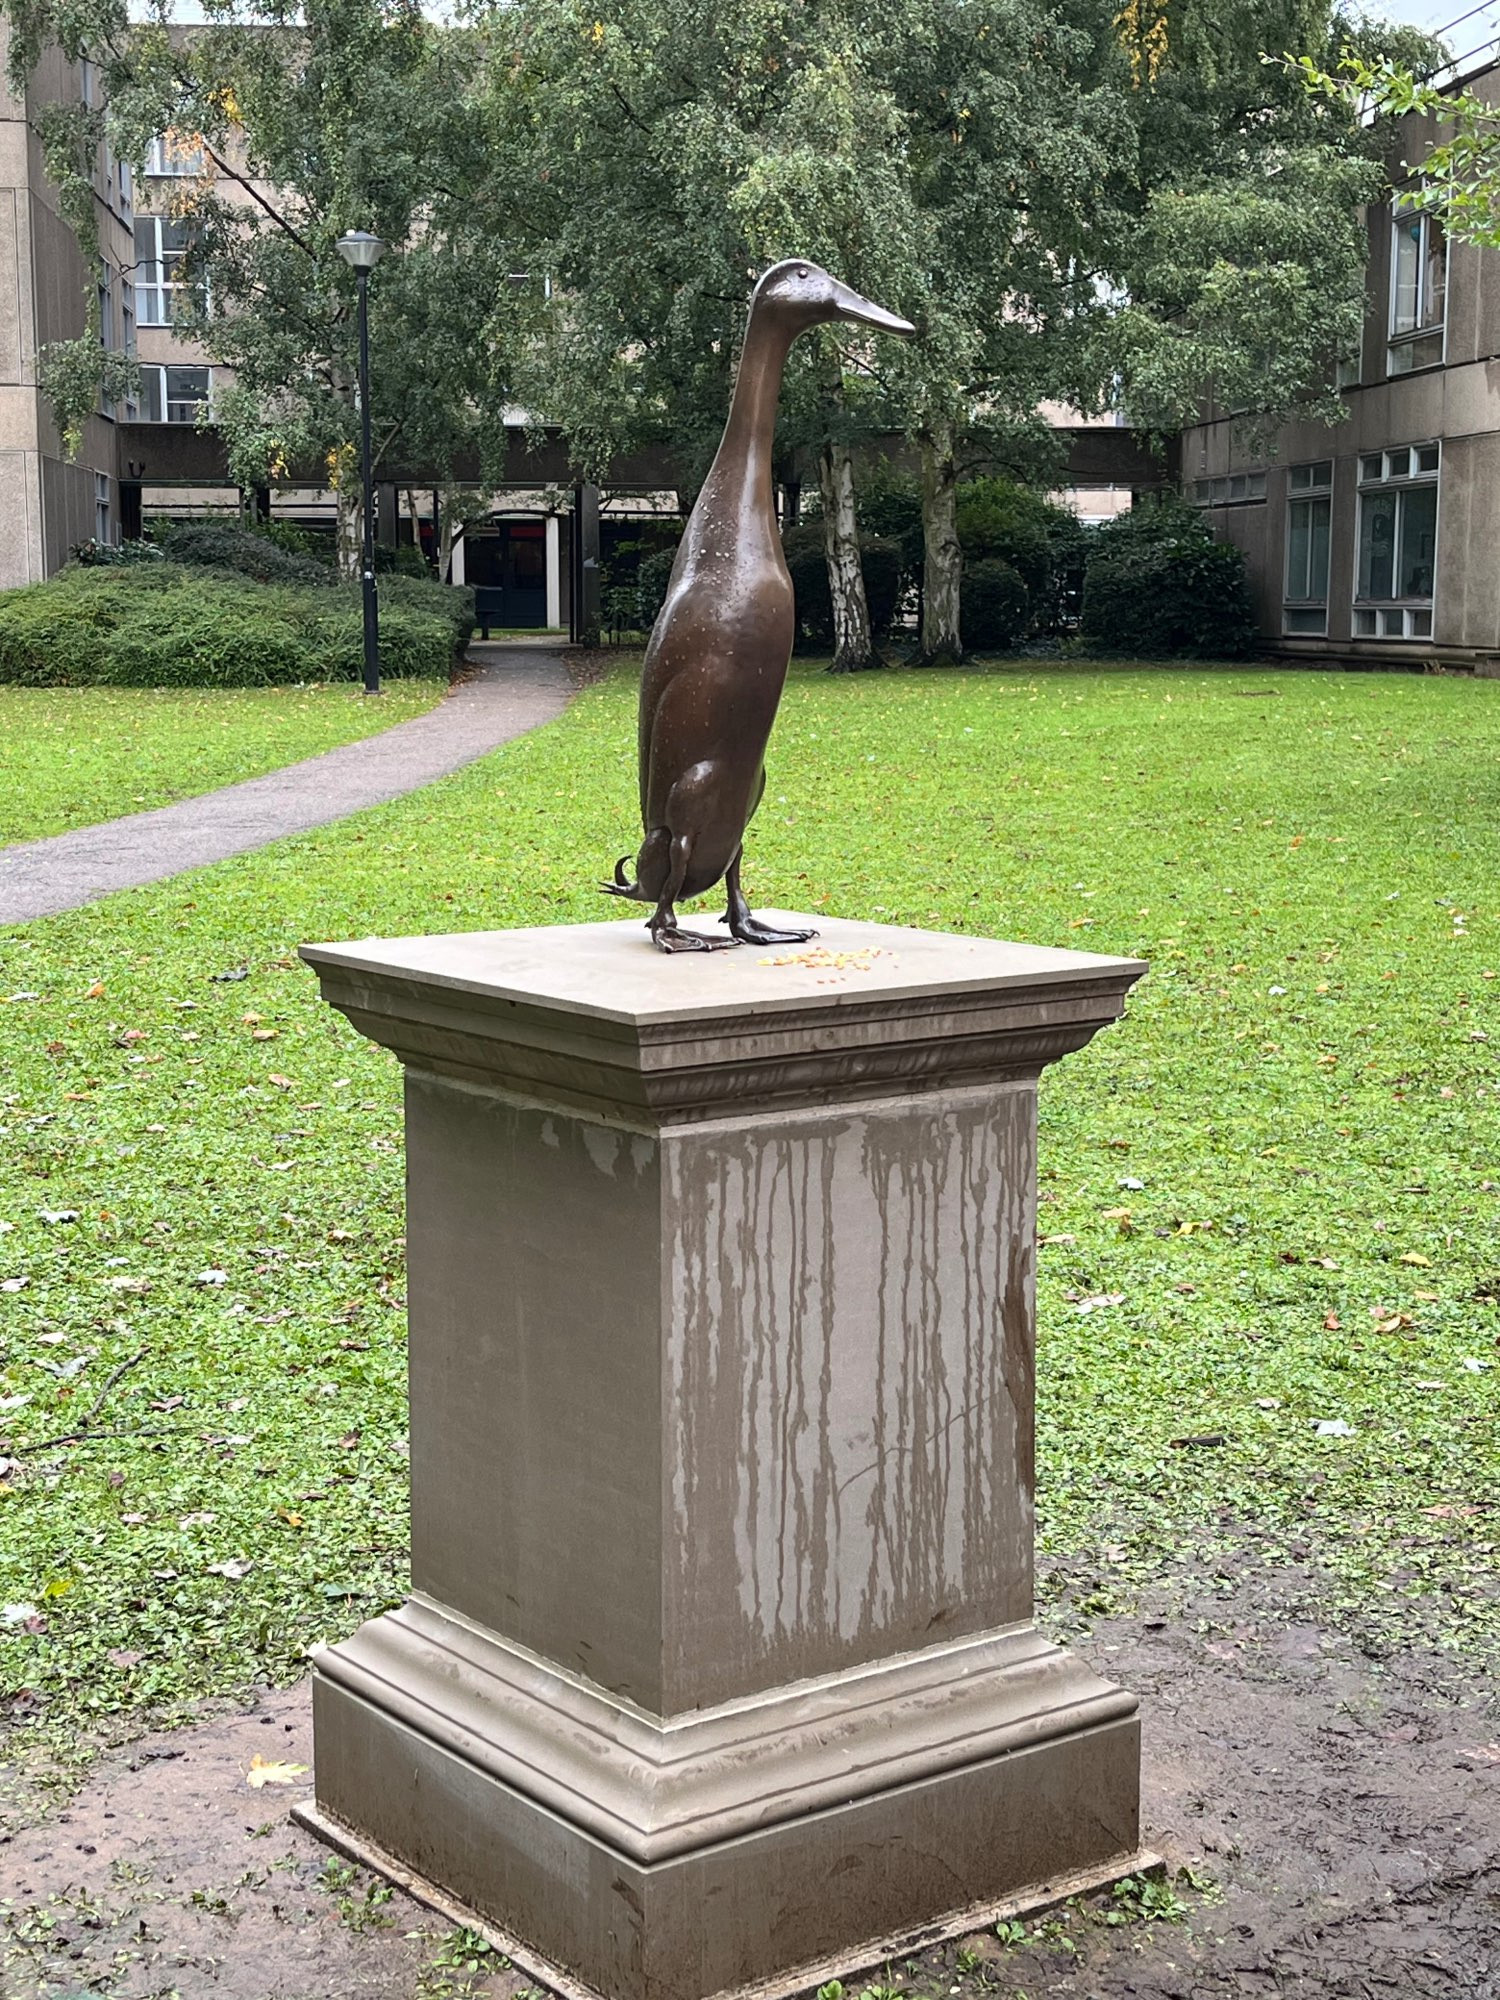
[
  {"x1": 95, "y1": 472, "x2": 112, "y2": 545},
  {"x1": 1190, "y1": 470, "x2": 1267, "y2": 506},
  {"x1": 1353, "y1": 444, "x2": 1438, "y2": 639},
  {"x1": 138, "y1": 364, "x2": 213, "y2": 423},
  {"x1": 1389, "y1": 205, "x2": 1445, "y2": 376},
  {"x1": 145, "y1": 132, "x2": 206, "y2": 177},
  {"x1": 133, "y1": 216, "x2": 197, "y2": 326},
  {"x1": 1283, "y1": 461, "x2": 1332, "y2": 636}
]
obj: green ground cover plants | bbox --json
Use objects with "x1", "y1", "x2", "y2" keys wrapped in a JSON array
[
  {"x1": 0, "y1": 682, "x2": 446, "y2": 845},
  {"x1": 0, "y1": 566, "x2": 472, "y2": 689},
  {"x1": 1, "y1": 658, "x2": 1497, "y2": 1776}
]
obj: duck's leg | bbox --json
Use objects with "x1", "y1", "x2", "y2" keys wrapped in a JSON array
[
  {"x1": 650, "y1": 831, "x2": 738, "y2": 954},
  {"x1": 723, "y1": 851, "x2": 819, "y2": 947}
]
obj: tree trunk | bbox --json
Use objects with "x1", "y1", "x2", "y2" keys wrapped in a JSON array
[
  {"x1": 918, "y1": 421, "x2": 963, "y2": 667},
  {"x1": 332, "y1": 445, "x2": 361, "y2": 583},
  {"x1": 818, "y1": 438, "x2": 878, "y2": 674}
]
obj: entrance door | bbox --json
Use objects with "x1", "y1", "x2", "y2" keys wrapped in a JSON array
[{"x1": 464, "y1": 521, "x2": 549, "y2": 631}]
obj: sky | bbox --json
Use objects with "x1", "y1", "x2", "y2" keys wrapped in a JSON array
[{"x1": 1383, "y1": 0, "x2": 1499, "y2": 65}]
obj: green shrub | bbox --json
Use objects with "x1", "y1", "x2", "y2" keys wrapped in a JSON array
[
  {"x1": 782, "y1": 524, "x2": 902, "y2": 648},
  {"x1": 782, "y1": 524, "x2": 832, "y2": 647},
  {"x1": 854, "y1": 467, "x2": 924, "y2": 587},
  {"x1": 0, "y1": 564, "x2": 462, "y2": 687},
  {"x1": 961, "y1": 558, "x2": 1030, "y2": 651},
  {"x1": 254, "y1": 517, "x2": 337, "y2": 566},
  {"x1": 68, "y1": 537, "x2": 165, "y2": 568},
  {"x1": 155, "y1": 519, "x2": 336, "y2": 588},
  {"x1": 956, "y1": 478, "x2": 1087, "y2": 631},
  {"x1": 378, "y1": 572, "x2": 475, "y2": 660},
  {"x1": 636, "y1": 547, "x2": 678, "y2": 634},
  {"x1": 1081, "y1": 500, "x2": 1257, "y2": 658},
  {"x1": 861, "y1": 535, "x2": 904, "y2": 638}
]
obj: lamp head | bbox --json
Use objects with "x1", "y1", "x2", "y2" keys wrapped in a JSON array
[{"x1": 336, "y1": 230, "x2": 386, "y2": 273}]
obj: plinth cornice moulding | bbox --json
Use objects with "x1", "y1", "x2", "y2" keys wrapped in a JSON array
[
  {"x1": 302, "y1": 915, "x2": 1147, "y2": 1123},
  {"x1": 313, "y1": 1594, "x2": 1136, "y2": 1867}
]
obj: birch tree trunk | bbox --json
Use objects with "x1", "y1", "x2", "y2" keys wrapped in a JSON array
[
  {"x1": 818, "y1": 437, "x2": 878, "y2": 674},
  {"x1": 919, "y1": 420, "x2": 963, "y2": 667},
  {"x1": 332, "y1": 445, "x2": 362, "y2": 583}
]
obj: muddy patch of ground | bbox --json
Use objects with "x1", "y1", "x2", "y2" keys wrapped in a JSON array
[{"x1": 2, "y1": 1574, "x2": 1496, "y2": 2000}]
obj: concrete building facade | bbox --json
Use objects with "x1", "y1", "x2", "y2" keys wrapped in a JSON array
[
  {"x1": 1180, "y1": 60, "x2": 1500, "y2": 671},
  {"x1": 1, "y1": 37, "x2": 136, "y2": 585}
]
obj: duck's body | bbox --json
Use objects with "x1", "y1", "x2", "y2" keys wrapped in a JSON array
[{"x1": 603, "y1": 260, "x2": 914, "y2": 951}]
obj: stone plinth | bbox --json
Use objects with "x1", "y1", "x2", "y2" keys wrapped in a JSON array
[{"x1": 297, "y1": 913, "x2": 1148, "y2": 2000}]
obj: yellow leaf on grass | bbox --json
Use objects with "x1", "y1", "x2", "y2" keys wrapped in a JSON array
[
  {"x1": 246, "y1": 1755, "x2": 308, "y2": 1789},
  {"x1": 1398, "y1": 1251, "x2": 1431, "y2": 1267}
]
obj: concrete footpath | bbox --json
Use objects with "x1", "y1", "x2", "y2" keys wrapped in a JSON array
[{"x1": 0, "y1": 642, "x2": 572, "y2": 925}]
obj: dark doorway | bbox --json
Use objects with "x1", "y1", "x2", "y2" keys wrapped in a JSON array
[{"x1": 465, "y1": 520, "x2": 549, "y2": 630}]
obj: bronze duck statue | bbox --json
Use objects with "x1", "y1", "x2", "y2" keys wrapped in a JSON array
[{"x1": 602, "y1": 259, "x2": 915, "y2": 951}]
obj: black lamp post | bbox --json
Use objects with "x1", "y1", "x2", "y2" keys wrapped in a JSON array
[{"x1": 336, "y1": 229, "x2": 386, "y2": 695}]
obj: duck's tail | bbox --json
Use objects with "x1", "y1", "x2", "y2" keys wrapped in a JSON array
[{"x1": 599, "y1": 853, "x2": 650, "y2": 902}]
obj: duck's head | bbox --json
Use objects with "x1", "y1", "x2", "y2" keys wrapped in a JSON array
[{"x1": 754, "y1": 259, "x2": 916, "y2": 339}]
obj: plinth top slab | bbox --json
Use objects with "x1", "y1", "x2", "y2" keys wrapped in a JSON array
[
  {"x1": 304, "y1": 913, "x2": 1144, "y2": 1028},
  {"x1": 302, "y1": 913, "x2": 1146, "y2": 1123}
]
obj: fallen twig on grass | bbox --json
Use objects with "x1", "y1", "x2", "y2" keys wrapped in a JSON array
[{"x1": 33, "y1": 1348, "x2": 149, "y2": 1448}]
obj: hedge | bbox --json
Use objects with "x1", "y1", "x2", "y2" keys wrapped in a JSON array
[
  {"x1": 961, "y1": 558, "x2": 1031, "y2": 651},
  {"x1": 781, "y1": 525, "x2": 903, "y2": 648},
  {"x1": 0, "y1": 563, "x2": 474, "y2": 688},
  {"x1": 1081, "y1": 500, "x2": 1257, "y2": 658}
]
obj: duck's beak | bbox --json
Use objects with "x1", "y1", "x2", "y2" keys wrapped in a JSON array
[{"x1": 830, "y1": 280, "x2": 917, "y2": 337}]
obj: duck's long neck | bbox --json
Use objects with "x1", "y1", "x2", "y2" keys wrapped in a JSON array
[{"x1": 700, "y1": 306, "x2": 795, "y2": 531}]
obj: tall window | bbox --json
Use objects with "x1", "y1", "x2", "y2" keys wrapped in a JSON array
[
  {"x1": 1354, "y1": 444, "x2": 1439, "y2": 639},
  {"x1": 133, "y1": 216, "x2": 196, "y2": 326},
  {"x1": 145, "y1": 132, "x2": 206, "y2": 176},
  {"x1": 1283, "y1": 461, "x2": 1332, "y2": 635},
  {"x1": 138, "y1": 364, "x2": 213, "y2": 423},
  {"x1": 95, "y1": 472, "x2": 112, "y2": 545},
  {"x1": 1389, "y1": 205, "x2": 1445, "y2": 375}
]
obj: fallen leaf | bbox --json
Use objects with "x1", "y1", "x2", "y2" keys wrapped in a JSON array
[
  {"x1": 194, "y1": 1269, "x2": 228, "y2": 1287},
  {"x1": 207, "y1": 1558, "x2": 252, "y2": 1580},
  {"x1": 37, "y1": 1209, "x2": 79, "y2": 1226},
  {"x1": 245, "y1": 1755, "x2": 308, "y2": 1789},
  {"x1": 1323, "y1": 1311, "x2": 1342, "y2": 1331},
  {"x1": 1313, "y1": 1418, "x2": 1356, "y2": 1437},
  {"x1": 252, "y1": 1029, "x2": 279, "y2": 1043},
  {"x1": 84, "y1": 980, "x2": 105, "y2": 999},
  {"x1": 107, "y1": 1648, "x2": 142, "y2": 1669},
  {"x1": 1398, "y1": 1251, "x2": 1432, "y2": 1267},
  {"x1": 1074, "y1": 1292, "x2": 1125, "y2": 1315},
  {"x1": 267, "y1": 1074, "x2": 295, "y2": 1090}
]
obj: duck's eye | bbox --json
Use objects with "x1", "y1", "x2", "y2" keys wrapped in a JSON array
[{"x1": 797, "y1": 265, "x2": 809, "y2": 278}]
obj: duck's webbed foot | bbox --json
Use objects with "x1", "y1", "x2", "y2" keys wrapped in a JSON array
[
  {"x1": 723, "y1": 853, "x2": 818, "y2": 947},
  {"x1": 649, "y1": 908, "x2": 737, "y2": 953},
  {"x1": 730, "y1": 917, "x2": 820, "y2": 946}
]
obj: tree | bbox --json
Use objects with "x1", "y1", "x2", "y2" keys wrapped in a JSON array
[
  {"x1": 2, "y1": 0, "x2": 523, "y2": 575},
  {"x1": 484, "y1": 0, "x2": 926, "y2": 670},
  {"x1": 1098, "y1": 1, "x2": 1442, "y2": 437},
  {"x1": 1293, "y1": 47, "x2": 1500, "y2": 249}
]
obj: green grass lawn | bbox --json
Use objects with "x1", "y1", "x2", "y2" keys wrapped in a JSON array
[
  {"x1": 0, "y1": 680, "x2": 447, "y2": 846},
  {"x1": 1, "y1": 657, "x2": 1497, "y2": 1774}
]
